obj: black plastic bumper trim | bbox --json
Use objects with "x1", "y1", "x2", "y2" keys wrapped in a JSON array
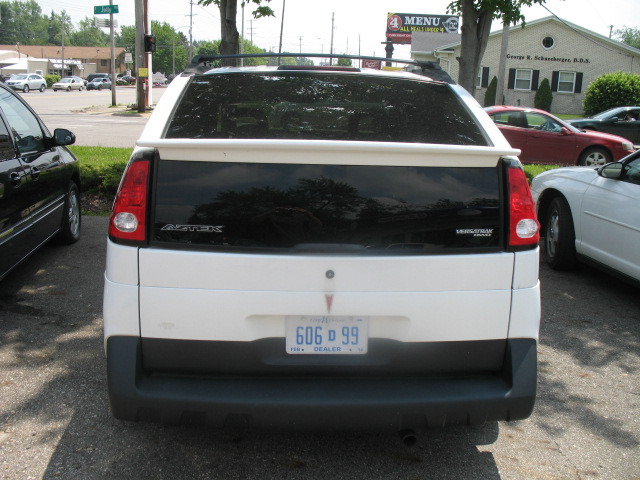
[{"x1": 107, "y1": 336, "x2": 537, "y2": 429}]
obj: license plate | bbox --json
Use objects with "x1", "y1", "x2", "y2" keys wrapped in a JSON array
[{"x1": 285, "y1": 316, "x2": 369, "y2": 355}]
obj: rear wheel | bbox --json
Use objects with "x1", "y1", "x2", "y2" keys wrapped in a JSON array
[
  {"x1": 23, "y1": 85, "x2": 29, "y2": 93},
  {"x1": 39, "y1": 84, "x2": 45, "y2": 92},
  {"x1": 55, "y1": 182, "x2": 81, "y2": 245},
  {"x1": 66, "y1": 86, "x2": 71, "y2": 92},
  {"x1": 543, "y1": 196, "x2": 577, "y2": 270},
  {"x1": 578, "y1": 147, "x2": 610, "y2": 166}
]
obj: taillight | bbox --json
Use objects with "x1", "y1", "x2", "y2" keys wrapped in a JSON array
[
  {"x1": 508, "y1": 166, "x2": 540, "y2": 247},
  {"x1": 109, "y1": 156, "x2": 150, "y2": 244}
]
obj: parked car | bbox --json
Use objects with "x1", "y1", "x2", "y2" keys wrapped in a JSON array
[
  {"x1": 0, "y1": 82, "x2": 81, "y2": 280},
  {"x1": 485, "y1": 106, "x2": 635, "y2": 166},
  {"x1": 104, "y1": 55, "x2": 541, "y2": 431},
  {"x1": 5, "y1": 73, "x2": 46, "y2": 93},
  {"x1": 531, "y1": 150, "x2": 640, "y2": 284},
  {"x1": 86, "y1": 77, "x2": 112, "y2": 90},
  {"x1": 116, "y1": 75, "x2": 136, "y2": 85},
  {"x1": 52, "y1": 76, "x2": 85, "y2": 92},
  {"x1": 85, "y1": 73, "x2": 110, "y2": 83},
  {"x1": 567, "y1": 106, "x2": 640, "y2": 144}
]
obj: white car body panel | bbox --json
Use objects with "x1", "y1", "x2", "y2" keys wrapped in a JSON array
[
  {"x1": 103, "y1": 242, "x2": 541, "y2": 344},
  {"x1": 531, "y1": 158, "x2": 640, "y2": 281},
  {"x1": 580, "y1": 174, "x2": 640, "y2": 279}
]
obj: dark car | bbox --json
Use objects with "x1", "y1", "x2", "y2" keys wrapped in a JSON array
[
  {"x1": 485, "y1": 106, "x2": 635, "y2": 166},
  {"x1": 116, "y1": 75, "x2": 136, "y2": 85},
  {"x1": 567, "y1": 106, "x2": 640, "y2": 144},
  {"x1": 0, "y1": 82, "x2": 81, "y2": 280}
]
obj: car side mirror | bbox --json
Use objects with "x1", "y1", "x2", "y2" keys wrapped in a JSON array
[
  {"x1": 52, "y1": 128, "x2": 76, "y2": 147},
  {"x1": 598, "y1": 162, "x2": 623, "y2": 179}
]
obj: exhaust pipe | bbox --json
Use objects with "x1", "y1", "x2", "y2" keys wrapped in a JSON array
[{"x1": 398, "y1": 429, "x2": 418, "y2": 446}]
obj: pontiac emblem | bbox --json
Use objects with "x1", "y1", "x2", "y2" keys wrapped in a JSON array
[{"x1": 325, "y1": 294, "x2": 334, "y2": 313}]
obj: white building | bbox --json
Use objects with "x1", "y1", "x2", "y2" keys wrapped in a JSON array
[{"x1": 412, "y1": 16, "x2": 640, "y2": 114}]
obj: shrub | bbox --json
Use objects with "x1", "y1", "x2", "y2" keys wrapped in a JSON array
[
  {"x1": 534, "y1": 78, "x2": 553, "y2": 111},
  {"x1": 44, "y1": 74, "x2": 60, "y2": 88},
  {"x1": 484, "y1": 76, "x2": 498, "y2": 107},
  {"x1": 69, "y1": 146, "x2": 130, "y2": 196},
  {"x1": 583, "y1": 71, "x2": 640, "y2": 116}
]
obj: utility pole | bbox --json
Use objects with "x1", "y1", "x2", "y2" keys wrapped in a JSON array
[
  {"x1": 189, "y1": 0, "x2": 194, "y2": 60},
  {"x1": 61, "y1": 15, "x2": 65, "y2": 75},
  {"x1": 135, "y1": 0, "x2": 146, "y2": 112},
  {"x1": 329, "y1": 12, "x2": 334, "y2": 66},
  {"x1": 609, "y1": 25, "x2": 614, "y2": 38},
  {"x1": 109, "y1": 0, "x2": 117, "y2": 106},
  {"x1": 278, "y1": 0, "x2": 286, "y2": 65}
]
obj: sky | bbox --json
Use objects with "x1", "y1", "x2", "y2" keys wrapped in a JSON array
[{"x1": 35, "y1": 0, "x2": 640, "y2": 60}]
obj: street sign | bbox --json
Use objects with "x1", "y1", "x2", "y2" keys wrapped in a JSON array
[
  {"x1": 94, "y1": 5, "x2": 119, "y2": 14},
  {"x1": 125, "y1": 52, "x2": 133, "y2": 64}
]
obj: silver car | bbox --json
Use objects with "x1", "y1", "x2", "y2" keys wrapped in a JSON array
[
  {"x1": 5, "y1": 73, "x2": 46, "y2": 93},
  {"x1": 52, "y1": 77, "x2": 85, "y2": 92}
]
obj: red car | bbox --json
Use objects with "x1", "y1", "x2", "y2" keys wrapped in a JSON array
[{"x1": 485, "y1": 106, "x2": 635, "y2": 166}]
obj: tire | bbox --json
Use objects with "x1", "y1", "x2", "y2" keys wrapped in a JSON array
[
  {"x1": 98, "y1": 85, "x2": 102, "y2": 91},
  {"x1": 578, "y1": 147, "x2": 611, "y2": 166},
  {"x1": 55, "y1": 182, "x2": 81, "y2": 245},
  {"x1": 39, "y1": 84, "x2": 45, "y2": 92},
  {"x1": 23, "y1": 85, "x2": 29, "y2": 93},
  {"x1": 543, "y1": 196, "x2": 577, "y2": 270},
  {"x1": 53, "y1": 89, "x2": 57, "y2": 92},
  {"x1": 66, "y1": 86, "x2": 71, "y2": 92},
  {"x1": 79, "y1": 86, "x2": 83, "y2": 91}
]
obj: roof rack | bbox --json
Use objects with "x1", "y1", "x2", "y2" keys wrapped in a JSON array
[{"x1": 182, "y1": 53, "x2": 455, "y2": 84}]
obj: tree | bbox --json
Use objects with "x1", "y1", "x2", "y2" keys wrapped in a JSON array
[
  {"x1": 583, "y1": 71, "x2": 640, "y2": 116},
  {"x1": 534, "y1": 78, "x2": 552, "y2": 111},
  {"x1": 447, "y1": 0, "x2": 547, "y2": 94},
  {"x1": 614, "y1": 27, "x2": 640, "y2": 50},
  {"x1": 484, "y1": 75, "x2": 497, "y2": 106},
  {"x1": 0, "y1": 0, "x2": 49, "y2": 45},
  {"x1": 197, "y1": 0, "x2": 275, "y2": 65},
  {"x1": 337, "y1": 57, "x2": 353, "y2": 67},
  {"x1": 47, "y1": 10, "x2": 73, "y2": 46},
  {"x1": 149, "y1": 21, "x2": 189, "y2": 75},
  {"x1": 71, "y1": 17, "x2": 110, "y2": 47}
]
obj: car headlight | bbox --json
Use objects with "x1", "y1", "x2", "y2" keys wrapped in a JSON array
[{"x1": 622, "y1": 142, "x2": 634, "y2": 152}]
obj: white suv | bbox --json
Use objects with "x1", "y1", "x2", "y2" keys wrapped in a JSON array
[
  {"x1": 104, "y1": 55, "x2": 540, "y2": 431},
  {"x1": 6, "y1": 73, "x2": 46, "y2": 93}
]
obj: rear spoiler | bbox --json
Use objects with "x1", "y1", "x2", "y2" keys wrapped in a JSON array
[{"x1": 182, "y1": 53, "x2": 455, "y2": 84}]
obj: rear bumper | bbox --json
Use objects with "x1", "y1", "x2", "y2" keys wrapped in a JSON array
[{"x1": 107, "y1": 336, "x2": 537, "y2": 429}]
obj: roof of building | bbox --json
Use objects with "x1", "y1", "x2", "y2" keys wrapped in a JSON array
[
  {"x1": 0, "y1": 45, "x2": 126, "y2": 59},
  {"x1": 411, "y1": 32, "x2": 461, "y2": 53},
  {"x1": 431, "y1": 16, "x2": 640, "y2": 56}
]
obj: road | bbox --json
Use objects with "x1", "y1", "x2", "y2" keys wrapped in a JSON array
[
  {"x1": 0, "y1": 216, "x2": 638, "y2": 479},
  {"x1": 19, "y1": 86, "x2": 163, "y2": 148}
]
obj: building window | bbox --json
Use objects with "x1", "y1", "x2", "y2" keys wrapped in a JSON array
[
  {"x1": 515, "y1": 69, "x2": 532, "y2": 91},
  {"x1": 101, "y1": 59, "x2": 108, "y2": 67},
  {"x1": 558, "y1": 71, "x2": 576, "y2": 93},
  {"x1": 542, "y1": 36, "x2": 555, "y2": 49}
]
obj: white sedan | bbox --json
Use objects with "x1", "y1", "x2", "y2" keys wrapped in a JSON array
[{"x1": 531, "y1": 150, "x2": 640, "y2": 283}]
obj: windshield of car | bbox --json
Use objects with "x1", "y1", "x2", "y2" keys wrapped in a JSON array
[
  {"x1": 13, "y1": 75, "x2": 28, "y2": 80},
  {"x1": 59, "y1": 78, "x2": 72, "y2": 83},
  {"x1": 165, "y1": 72, "x2": 488, "y2": 145},
  {"x1": 591, "y1": 108, "x2": 623, "y2": 120}
]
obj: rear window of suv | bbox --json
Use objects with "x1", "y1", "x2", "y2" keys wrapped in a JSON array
[{"x1": 164, "y1": 72, "x2": 488, "y2": 145}]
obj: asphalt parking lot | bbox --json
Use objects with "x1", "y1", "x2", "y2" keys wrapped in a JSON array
[{"x1": 0, "y1": 216, "x2": 638, "y2": 479}]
